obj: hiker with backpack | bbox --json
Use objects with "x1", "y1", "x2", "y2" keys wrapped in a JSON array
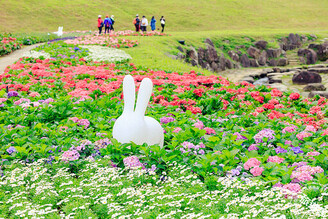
[
  {"x1": 110, "y1": 15, "x2": 115, "y2": 31},
  {"x1": 133, "y1": 15, "x2": 140, "y2": 32},
  {"x1": 97, "y1": 15, "x2": 103, "y2": 34},
  {"x1": 103, "y1": 15, "x2": 112, "y2": 34},
  {"x1": 160, "y1": 16, "x2": 165, "y2": 33},
  {"x1": 140, "y1": 16, "x2": 148, "y2": 32},
  {"x1": 150, "y1": 16, "x2": 156, "y2": 31}
]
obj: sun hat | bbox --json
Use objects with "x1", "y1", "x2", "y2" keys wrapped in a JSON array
[
  {"x1": 136, "y1": 14, "x2": 139, "y2": 17},
  {"x1": 111, "y1": 15, "x2": 114, "y2": 18},
  {"x1": 98, "y1": 15, "x2": 101, "y2": 18}
]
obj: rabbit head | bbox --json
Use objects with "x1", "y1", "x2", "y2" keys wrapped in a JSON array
[{"x1": 113, "y1": 75, "x2": 164, "y2": 146}]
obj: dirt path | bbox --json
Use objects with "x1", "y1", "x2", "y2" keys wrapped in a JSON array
[{"x1": 0, "y1": 43, "x2": 43, "y2": 74}]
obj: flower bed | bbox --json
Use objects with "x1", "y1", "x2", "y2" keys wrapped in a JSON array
[
  {"x1": 0, "y1": 35, "x2": 22, "y2": 56},
  {"x1": 0, "y1": 39, "x2": 328, "y2": 217}
]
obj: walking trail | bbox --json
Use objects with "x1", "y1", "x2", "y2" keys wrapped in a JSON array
[{"x1": 0, "y1": 43, "x2": 42, "y2": 74}]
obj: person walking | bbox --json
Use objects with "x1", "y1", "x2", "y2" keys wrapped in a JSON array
[
  {"x1": 133, "y1": 14, "x2": 140, "y2": 32},
  {"x1": 160, "y1": 16, "x2": 165, "y2": 33},
  {"x1": 141, "y1": 16, "x2": 148, "y2": 32},
  {"x1": 110, "y1": 15, "x2": 115, "y2": 31},
  {"x1": 97, "y1": 15, "x2": 103, "y2": 34},
  {"x1": 150, "y1": 16, "x2": 156, "y2": 31},
  {"x1": 103, "y1": 15, "x2": 112, "y2": 34}
]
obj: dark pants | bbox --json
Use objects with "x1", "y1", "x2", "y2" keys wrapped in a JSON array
[
  {"x1": 135, "y1": 24, "x2": 140, "y2": 32},
  {"x1": 110, "y1": 25, "x2": 114, "y2": 31},
  {"x1": 161, "y1": 24, "x2": 165, "y2": 33},
  {"x1": 105, "y1": 26, "x2": 110, "y2": 34},
  {"x1": 98, "y1": 27, "x2": 103, "y2": 34},
  {"x1": 141, "y1": 26, "x2": 147, "y2": 32}
]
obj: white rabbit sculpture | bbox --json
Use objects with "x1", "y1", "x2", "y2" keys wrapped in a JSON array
[{"x1": 112, "y1": 75, "x2": 164, "y2": 147}]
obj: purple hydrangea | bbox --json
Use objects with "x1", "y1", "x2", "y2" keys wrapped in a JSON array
[
  {"x1": 233, "y1": 132, "x2": 247, "y2": 140},
  {"x1": 290, "y1": 147, "x2": 303, "y2": 154},
  {"x1": 160, "y1": 116, "x2": 175, "y2": 124},
  {"x1": 275, "y1": 147, "x2": 287, "y2": 154},
  {"x1": 6, "y1": 146, "x2": 16, "y2": 155},
  {"x1": 254, "y1": 129, "x2": 275, "y2": 143},
  {"x1": 7, "y1": 91, "x2": 18, "y2": 98}
]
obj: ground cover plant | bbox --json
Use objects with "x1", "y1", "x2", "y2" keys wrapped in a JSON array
[{"x1": 1, "y1": 33, "x2": 328, "y2": 217}]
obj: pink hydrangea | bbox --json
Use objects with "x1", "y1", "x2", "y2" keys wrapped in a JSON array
[
  {"x1": 267, "y1": 156, "x2": 285, "y2": 164},
  {"x1": 62, "y1": 150, "x2": 80, "y2": 162},
  {"x1": 291, "y1": 171, "x2": 313, "y2": 182},
  {"x1": 123, "y1": 156, "x2": 145, "y2": 169},
  {"x1": 305, "y1": 125, "x2": 316, "y2": 132},
  {"x1": 306, "y1": 151, "x2": 320, "y2": 157},
  {"x1": 282, "y1": 126, "x2": 296, "y2": 133},
  {"x1": 248, "y1": 144, "x2": 259, "y2": 151},
  {"x1": 204, "y1": 127, "x2": 216, "y2": 135},
  {"x1": 250, "y1": 166, "x2": 264, "y2": 176},
  {"x1": 0, "y1": 98, "x2": 7, "y2": 103},
  {"x1": 29, "y1": 92, "x2": 40, "y2": 97},
  {"x1": 193, "y1": 120, "x2": 204, "y2": 129},
  {"x1": 296, "y1": 132, "x2": 313, "y2": 141},
  {"x1": 78, "y1": 119, "x2": 90, "y2": 129},
  {"x1": 282, "y1": 183, "x2": 301, "y2": 193},
  {"x1": 244, "y1": 158, "x2": 261, "y2": 170},
  {"x1": 173, "y1": 127, "x2": 182, "y2": 133},
  {"x1": 69, "y1": 117, "x2": 80, "y2": 123}
]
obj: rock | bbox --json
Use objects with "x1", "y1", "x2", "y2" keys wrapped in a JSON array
[
  {"x1": 225, "y1": 59, "x2": 234, "y2": 69},
  {"x1": 280, "y1": 33, "x2": 302, "y2": 50},
  {"x1": 240, "y1": 54, "x2": 250, "y2": 67},
  {"x1": 308, "y1": 91, "x2": 328, "y2": 98},
  {"x1": 258, "y1": 51, "x2": 268, "y2": 66},
  {"x1": 204, "y1": 38, "x2": 214, "y2": 47},
  {"x1": 299, "y1": 56, "x2": 306, "y2": 64},
  {"x1": 317, "y1": 42, "x2": 328, "y2": 61},
  {"x1": 303, "y1": 83, "x2": 326, "y2": 91},
  {"x1": 308, "y1": 68, "x2": 328, "y2": 74},
  {"x1": 177, "y1": 53, "x2": 185, "y2": 60},
  {"x1": 211, "y1": 62, "x2": 219, "y2": 72},
  {"x1": 250, "y1": 59, "x2": 259, "y2": 67},
  {"x1": 272, "y1": 68, "x2": 281, "y2": 73},
  {"x1": 269, "y1": 76, "x2": 282, "y2": 84},
  {"x1": 254, "y1": 40, "x2": 268, "y2": 50},
  {"x1": 277, "y1": 58, "x2": 288, "y2": 66},
  {"x1": 268, "y1": 59, "x2": 277, "y2": 66},
  {"x1": 166, "y1": 53, "x2": 178, "y2": 60},
  {"x1": 177, "y1": 46, "x2": 184, "y2": 53},
  {"x1": 267, "y1": 48, "x2": 283, "y2": 58},
  {"x1": 253, "y1": 77, "x2": 268, "y2": 85},
  {"x1": 240, "y1": 76, "x2": 254, "y2": 83},
  {"x1": 218, "y1": 55, "x2": 226, "y2": 71},
  {"x1": 205, "y1": 45, "x2": 219, "y2": 63},
  {"x1": 198, "y1": 47, "x2": 206, "y2": 62},
  {"x1": 269, "y1": 83, "x2": 288, "y2": 92},
  {"x1": 247, "y1": 46, "x2": 261, "y2": 59},
  {"x1": 236, "y1": 45, "x2": 245, "y2": 49},
  {"x1": 298, "y1": 49, "x2": 318, "y2": 65},
  {"x1": 292, "y1": 71, "x2": 322, "y2": 85},
  {"x1": 186, "y1": 46, "x2": 198, "y2": 65},
  {"x1": 228, "y1": 50, "x2": 240, "y2": 62},
  {"x1": 300, "y1": 35, "x2": 308, "y2": 43}
]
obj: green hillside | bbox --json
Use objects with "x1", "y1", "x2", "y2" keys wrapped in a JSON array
[{"x1": 1, "y1": 0, "x2": 328, "y2": 33}]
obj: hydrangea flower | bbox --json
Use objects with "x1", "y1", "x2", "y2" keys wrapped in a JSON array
[
  {"x1": 6, "y1": 146, "x2": 16, "y2": 155},
  {"x1": 160, "y1": 116, "x2": 175, "y2": 124},
  {"x1": 7, "y1": 91, "x2": 18, "y2": 98},
  {"x1": 62, "y1": 150, "x2": 80, "y2": 162},
  {"x1": 254, "y1": 129, "x2": 275, "y2": 143},
  {"x1": 123, "y1": 156, "x2": 145, "y2": 169}
]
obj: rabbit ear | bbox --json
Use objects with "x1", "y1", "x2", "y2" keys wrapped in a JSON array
[
  {"x1": 122, "y1": 75, "x2": 136, "y2": 113},
  {"x1": 135, "y1": 77, "x2": 153, "y2": 116}
]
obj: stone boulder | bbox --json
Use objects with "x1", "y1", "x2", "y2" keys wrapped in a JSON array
[
  {"x1": 218, "y1": 55, "x2": 226, "y2": 71},
  {"x1": 254, "y1": 40, "x2": 268, "y2": 50},
  {"x1": 277, "y1": 58, "x2": 288, "y2": 66},
  {"x1": 228, "y1": 50, "x2": 240, "y2": 62},
  {"x1": 292, "y1": 71, "x2": 322, "y2": 85},
  {"x1": 250, "y1": 59, "x2": 259, "y2": 67},
  {"x1": 225, "y1": 59, "x2": 234, "y2": 69},
  {"x1": 317, "y1": 42, "x2": 328, "y2": 61},
  {"x1": 303, "y1": 83, "x2": 326, "y2": 91},
  {"x1": 241, "y1": 54, "x2": 250, "y2": 67},
  {"x1": 186, "y1": 46, "x2": 198, "y2": 65},
  {"x1": 267, "y1": 48, "x2": 283, "y2": 58},
  {"x1": 204, "y1": 38, "x2": 214, "y2": 47},
  {"x1": 258, "y1": 51, "x2": 268, "y2": 66},
  {"x1": 205, "y1": 45, "x2": 219, "y2": 63},
  {"x1": 177, "y1": 46, "x2": 184, "y2": 53},
  {"x1": 297, "y1": 48, "x2": 318, "y2": 65},
  {"x1": 280, "y1": 33, "x2": 302, "y2": 50},
  {"x1": 308, "y1": 68, "x2": 328, "y2": 74},
  {"x1": 198, "y1": 47, "x2": 206, "y2": 63},
  {"x1": 268, "y1": 59, "x2": 277, "y2": 66},
  {"x1": 308, "y1": 91, "x2": 328, "y2": 98},
  {"x1": 247, "y1": 46, "x2": 261, "y2": 59}
]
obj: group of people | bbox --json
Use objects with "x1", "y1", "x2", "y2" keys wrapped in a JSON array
[
  {"x1": 96, "y1": 14, "x2": 166, "y2": 34},
  {"x1": 133, "y1": 15, "x2": 165, "y2": 33},
  {"x1": 97, "y1": 15, "x2": 115, "y2": 34}
]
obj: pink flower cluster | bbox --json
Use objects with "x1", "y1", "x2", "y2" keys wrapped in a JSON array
[
  {"x1": 267, "y1": 156, "x2": 285, "y2": 164},
  {"x1": 62, "y1": 150, "x2": 80, "y2": 162},
  {"x1": 180, "y1": 141, "x2": 206, "y2": 155},
  {"x1": 296, "y1": 131, "x2": 313, "y2": 140},
  {"x1": 69, "y1": 117, "x2": 90, "y2": 129},
  {"x1": 244, "y1": 158, "x2": 261, "y2": 170},
  {"x1": 250, "y1": 166, "x2": 264, "y2": 176},
  {"x1": 193, "y1": 120, "x2": 216, "y2": 135},
  {"x1": 123, "y1": 156, "x2": 145, "y2": 169},
  {"x1": 291, "y1": 165, "x2": 324, "y2": 182},
  {"x1": 282, "y1": 126, "x2": 297, "y2": 133},
  {"x1": 173, "y1": 127, "x2": 182, "y2": 133}
]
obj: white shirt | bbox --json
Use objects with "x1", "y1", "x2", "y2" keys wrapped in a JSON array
[{"x1": 141, "y1": 18, "x2": 148, "y2": 26}]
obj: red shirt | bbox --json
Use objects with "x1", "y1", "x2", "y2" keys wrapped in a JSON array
[{"x1": 98, "y1": 18, "x2": 103, "y2": 27}]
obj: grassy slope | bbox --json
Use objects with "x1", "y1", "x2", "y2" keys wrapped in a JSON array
[{"x1": 1, "y1": 0, "x2": 328, "y2": 33}]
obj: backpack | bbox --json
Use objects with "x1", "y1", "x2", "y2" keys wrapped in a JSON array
[
  {"x1": 111, "y1": 18, "x2": 115, "y2": 25},
  {"x1": 161, "y1": 19, "x2": 165, "y2": 25},
  {"x1": 133, "y1": 18, "x2": 137, "y2": 24}
]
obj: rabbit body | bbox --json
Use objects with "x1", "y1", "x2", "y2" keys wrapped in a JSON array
[{"x1": 112, "y1": 75, "x2": 164, "y2": 147}]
